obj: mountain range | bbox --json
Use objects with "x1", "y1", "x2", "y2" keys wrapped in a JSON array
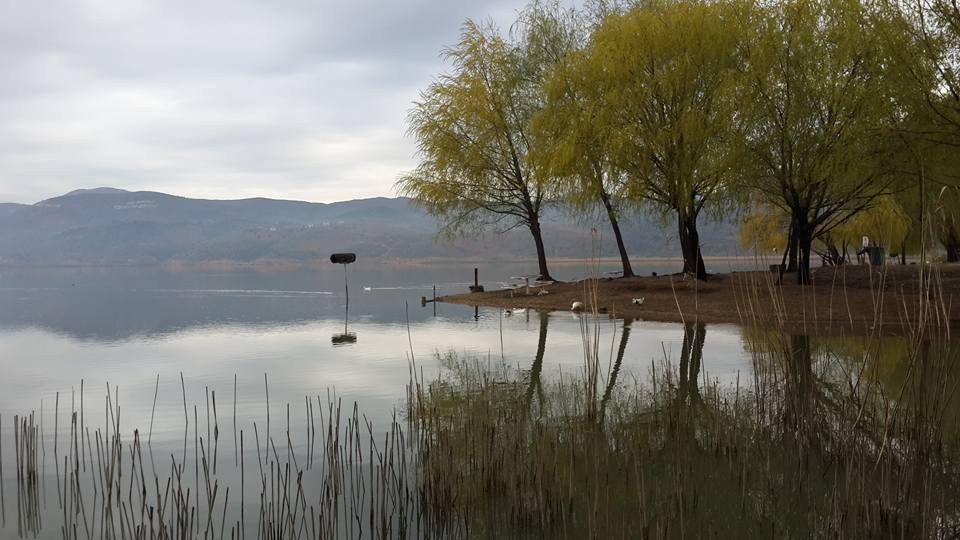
[{"x1": 0, "y1": 188, "x2": 741, "y2": 266}]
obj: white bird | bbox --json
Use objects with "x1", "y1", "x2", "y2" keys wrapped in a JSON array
[
  {"x1": 571, "y1": 301, "x2": 584, "y2": 312},
  {"x1": 503, "y1": 309, "x2": 513, "y2": 316},
  {"x1": 363, "y1": 286, "x2": 372, "y2": 291},
  {"x1": 632, "y1": 297, "x2": 645, "y2": 305}
]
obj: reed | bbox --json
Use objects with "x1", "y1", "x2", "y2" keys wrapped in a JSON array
[
  {"x1": 1, "y1": 375, "x2": 431, "y2": 539},
  {"x1": 403, "y1": 263, "x2": 960, "y2": 538}
]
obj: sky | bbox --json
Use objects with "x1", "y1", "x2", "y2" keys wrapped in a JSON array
[{"x1": 0, "y1": 0, "x2": 530, "y2": 204}]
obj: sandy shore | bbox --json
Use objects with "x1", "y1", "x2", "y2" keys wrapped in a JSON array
[{"x1": 439, "y1": 264, "x2": 960, "y2": 332}]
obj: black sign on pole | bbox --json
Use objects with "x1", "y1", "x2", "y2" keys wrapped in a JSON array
[{"x1": 330, "y1": 253, "x2": 356, "y2": 264}]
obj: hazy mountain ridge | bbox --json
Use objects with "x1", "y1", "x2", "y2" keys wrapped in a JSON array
[{"x1": 0, "y1": 189, "x2": 740, "y2": 266}]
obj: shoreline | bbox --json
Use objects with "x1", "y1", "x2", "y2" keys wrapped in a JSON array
[
  {"x1": 439, "y1": 265, "x2": 960, "y2": 332},
  {"x1": 0, "y1": 255, "x2": 777, "y2": 272}
]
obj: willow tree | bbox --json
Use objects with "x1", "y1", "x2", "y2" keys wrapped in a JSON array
[
  {"x1": 532, "y1": 6, "x2": 636, "y2": 277},
  {"x1": 586, "y1": 0, "x2": 746, "y2": 280},
  {"x1": 912, "y1": 0, "x2": 960, "y2": 261},
  {"x1": 398, "y1": 20, "x2": 556, "y2": 281},
  {"x1": 819, "y1": 195, "x2": 912, "y2": 264},
  {"x1": 925, "y1": 144, "x2": 960, "y2": 260},
  {"x1": 935, "y1": 187, "x2": 960, "y2": 261},
  {"x1": 907, "y1": 0, "x2": 960, "y2": 144},
  {"x1": 739, "y1": 0, "x2": 899, "y2": 284},
  {"x1": 738, "y1": 206, "x2": 789, "y2": 253},
  {"x1": 872, "y1": 0, "x2": 958, "y2": 262}
]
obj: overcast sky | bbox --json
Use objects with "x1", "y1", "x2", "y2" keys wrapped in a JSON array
[{"x1": 0, "y1": 0, "x2": 530, "y2": 204}]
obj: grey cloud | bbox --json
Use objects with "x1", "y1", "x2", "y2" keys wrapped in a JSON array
[{"x1": 0, "y1": 0, "x2": 528, "y2": 203}]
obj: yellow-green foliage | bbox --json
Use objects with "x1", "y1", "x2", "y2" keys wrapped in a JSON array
[
  {"x1": 739, "y1": 210, "x2": 788, "y2": 252},
  {"x1": 528, "y1": 4, "x2": 621, "y2": 212},
  {"x1": 934, "y1": 185, "x2": 960, "y2": 246},
  {"x1": 400, "y1": 0, "x2": 959, "y2": 271},
  {"x1": 397, "y1": 20, "x2": 550, "y2": 235},
  {"x1": 585, "y1": 0, "x2": 744, "y2": 217},
  {"x1": 738, "y1": 0, "x2": 904, "y2": 280},
  {"x1": 833, "y1": 195, "x2": 911, "y2": 248}
]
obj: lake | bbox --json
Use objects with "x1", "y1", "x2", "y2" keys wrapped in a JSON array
[
  {"x1": 0, "y1": 260, "x2": 760, "y2": 435},
  {"x1": 4, "y1": 258, "x2": 951, "y2": 537}
]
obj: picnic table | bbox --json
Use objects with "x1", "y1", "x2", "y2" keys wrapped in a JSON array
[{"x1": 509, "y1": 274, "x2": 554, "y2": 295}]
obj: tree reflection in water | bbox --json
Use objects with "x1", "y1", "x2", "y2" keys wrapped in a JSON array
[
  {"x1": 677, "y1": 321, "x2": 705, "y2": 406},
  {"x1": 408, "y1": 314, "x2": 960, "y2": 537},
  {"x1": 524, "y1": 310, "x2": 548, "y2": 416}
]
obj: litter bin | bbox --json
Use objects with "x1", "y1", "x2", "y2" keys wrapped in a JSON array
[{"x1": 868, "y1": 246, "x2": 885, "y2": 266}]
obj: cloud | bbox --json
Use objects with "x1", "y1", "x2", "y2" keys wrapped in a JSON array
[{"x1": 0, "y1": 0, "x2": 528, "y2": 203}]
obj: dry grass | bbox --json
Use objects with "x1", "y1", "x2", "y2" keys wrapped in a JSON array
[
  {"x1": 408, "y1": 265, "x2": 960, "y2": 538},
  {"x1": 441, "y1": 263, "x2": 960, "y2": 330}
]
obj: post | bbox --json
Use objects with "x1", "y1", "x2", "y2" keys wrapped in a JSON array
[
  {"x1": 343, "y1": 263, "x2": 349, "y2": 309},
  {"x1": 469, "y1": 267, "x2": 484, "y2": 293}
]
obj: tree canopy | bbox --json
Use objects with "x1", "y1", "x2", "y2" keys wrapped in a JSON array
[
  {"x1": 403, "y1": 0, "x2": 960, "y2": 281},
  {"x1": 737, "y1": 0, "x2": 904, "y2": 283},
  {"x1": 585, "y1": 0, "x2": 746, "y2": 279},
  {"x1": 398, "y1": 20, "x2": 557, "y2": 280}
]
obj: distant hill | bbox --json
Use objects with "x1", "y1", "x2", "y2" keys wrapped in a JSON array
[{"x1": 0, "y1": 189, "x2": 741, "y2": 266}]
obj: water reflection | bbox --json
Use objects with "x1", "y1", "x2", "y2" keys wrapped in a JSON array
[
  {"x1": 0, "y1": 265, "x2": 498, "y2": 341},
  {"x1": 330, "y1": 294, "x2": 357, "y2": 346},
  {"x1": 600, "y1": 318, "x2": 632, "y2": 421},
  {"x1": 0, "y1": 262, "x2": 956, "y2": 536},
  {"x1": 408, "y1": 321, "x2": 960, "y2": 537},
  {"x1": 524, "y1": 310, "x2": 548, "y2": 413},
  {"x1": 677, "y1": 321, "x2": 705, "y2": 405},
  {"x1": 785, "y1": 333, "x2": 815, "y2": 430}
]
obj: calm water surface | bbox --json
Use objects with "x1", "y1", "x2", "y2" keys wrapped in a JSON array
[
  {"x1": 0, "y1": 260, "x2": 764, "y2": 536},
  {"x1": 3, "y1": 259, "x2": 956, "y2": 538},
  {"x1": 0, "y1": 261, "x2": 759, "y2": 428}
]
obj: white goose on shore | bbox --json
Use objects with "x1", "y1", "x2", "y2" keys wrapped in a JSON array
[{"x1": 571, "y1": 301, "x2": 584, "y2": 312}]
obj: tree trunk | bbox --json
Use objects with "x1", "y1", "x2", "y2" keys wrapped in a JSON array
[
  {"x1": 899, "y1": 242, "x2": 907, "y2": 265},
  {"x1": 786, "y1": 224, "x2": 799, "y2": 273},
  {"x1": 946, "y1": 230, "x2": 960, "y2": 263},
  {"x1": 600, "y1": 190, "x2": 634, "y2": 277},
  {"x1": 678, "y1": 212, "x2": 707, "y2": 280},
  {"x1": 796, "y1": 216, "x2": 813, "y2": 285},
  {"x1": 778, "y1": 223, "x2": 793, "y2": 283},
  {"x1": 529, "y1": 219, "x2": 554, "y2": 282}
]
